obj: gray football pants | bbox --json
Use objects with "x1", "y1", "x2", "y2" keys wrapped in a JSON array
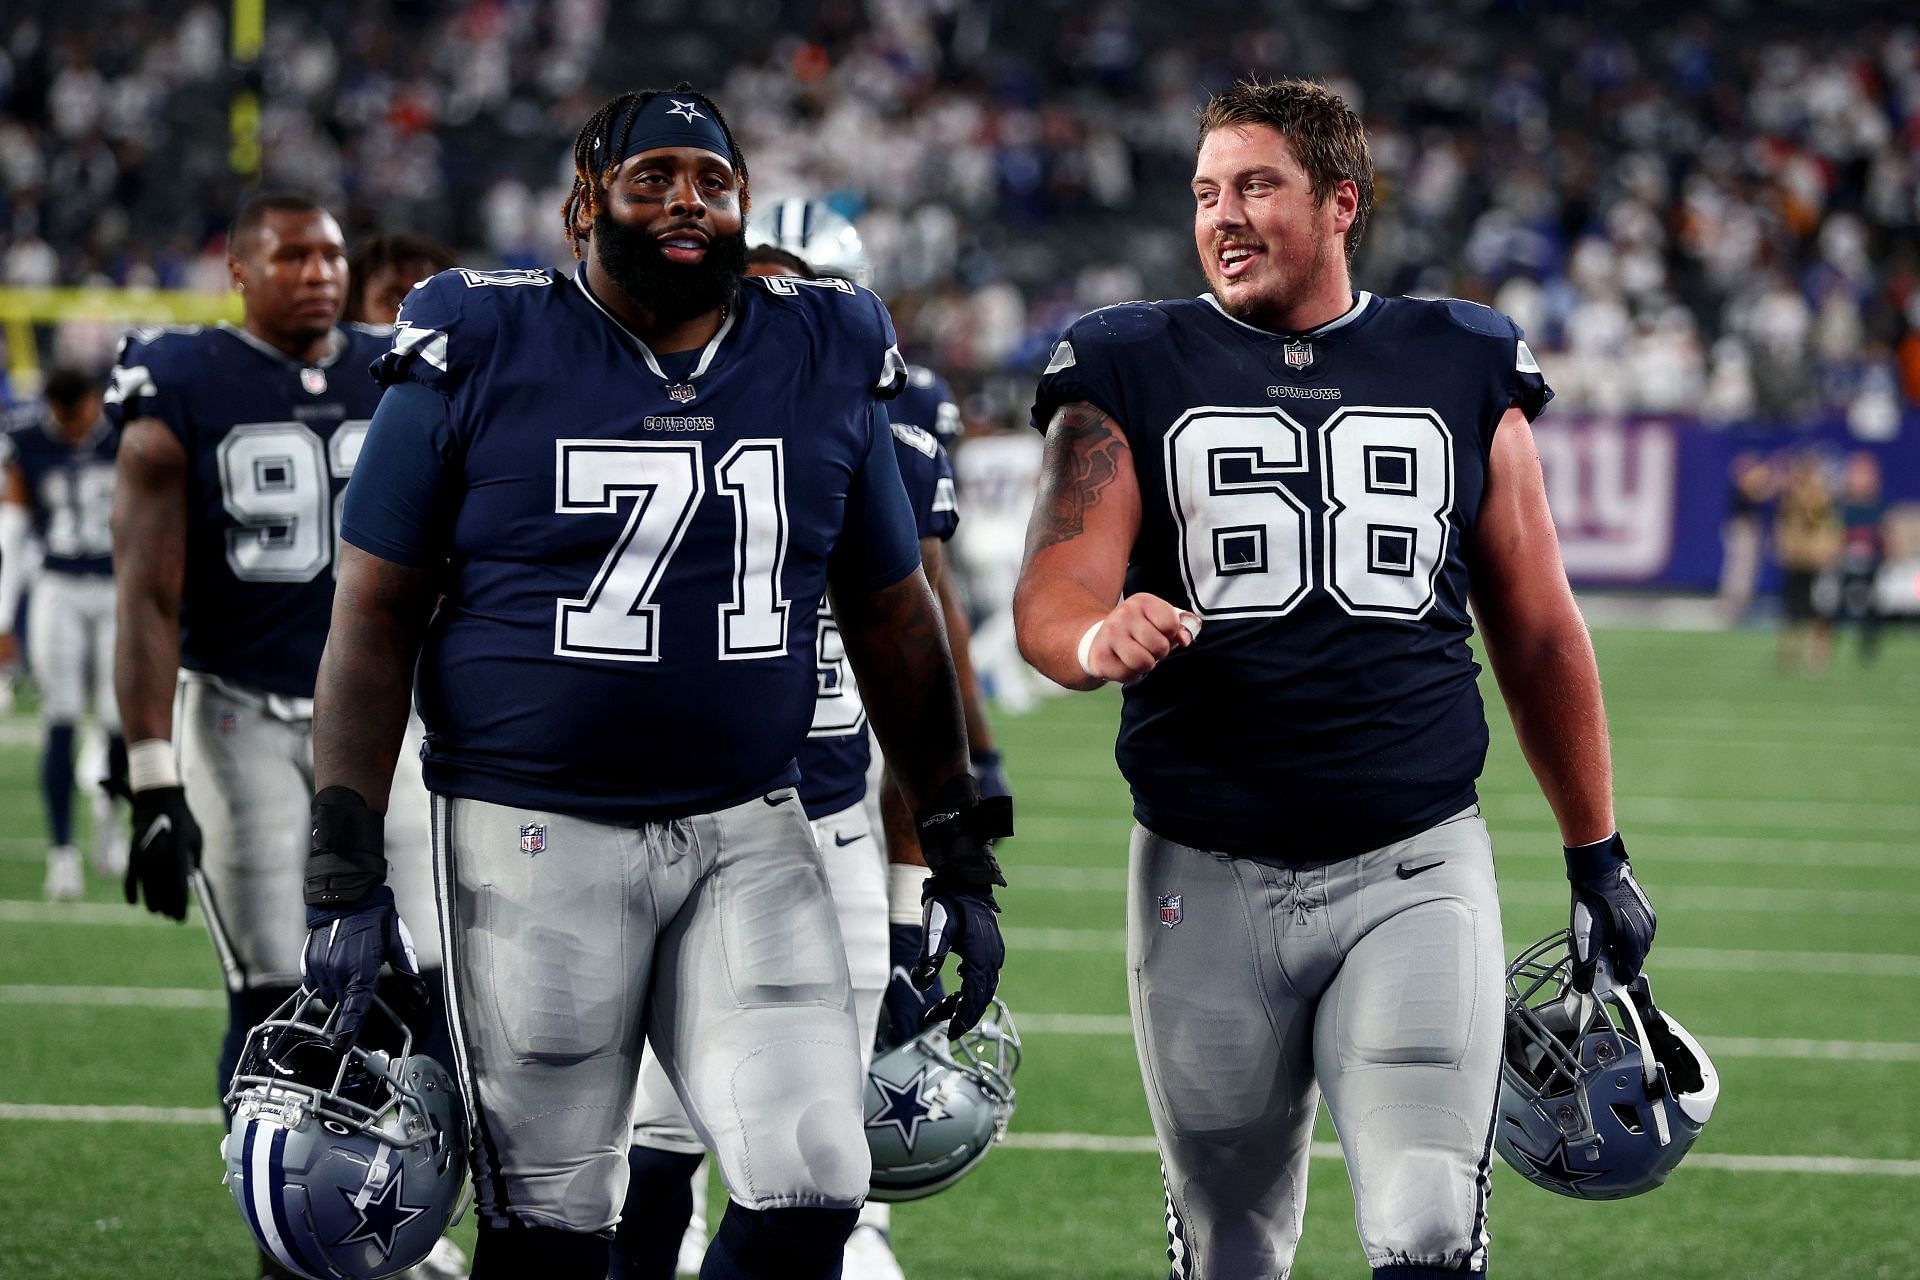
[
  {"x1": 178, "y1": 675, "x2": 441, "y2": 990},
  {"x1": 1130, "y1": 807, "x2": 1503, "y2": 1278},
  {"x1": 431, "y1": 787, "x2": 871, "y2": 1235}
]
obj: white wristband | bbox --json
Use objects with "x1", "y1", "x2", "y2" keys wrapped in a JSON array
[
  {"x1": 128, "y1": 739, "x2": 180, "y2": 792},
  {"x1": 1075, "y1": 620, "x2": 1107, "y2": 681},
  {"x1": 888, "y1": 862, "x2": 931, "y2": 924}
]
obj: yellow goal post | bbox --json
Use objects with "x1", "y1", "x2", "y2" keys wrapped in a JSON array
[{"x1": 0, "y1": 287, "x2": 243, "y2": 401}]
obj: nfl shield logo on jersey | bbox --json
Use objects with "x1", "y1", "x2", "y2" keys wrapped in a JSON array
[
  {"x1": 667, "y1": 382, "x2": 696, "y2": 404},
  {"x1": 519, "y1": 823, "x2": 545, "y2": 856},
  {"x1": 299, "y1": 366, "x2": 328, "y2": 396},
  {"x1": 1282, "y1": 341, "x2": 1315, "y2": 371},
  {"x1": 1158, "y1": 894, "x2": 1183, "y2": 928}
]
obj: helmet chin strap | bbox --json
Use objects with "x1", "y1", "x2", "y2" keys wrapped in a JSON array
[{"x1": 1599, "y1": 966, "x2": 1674, "y2": 1147}]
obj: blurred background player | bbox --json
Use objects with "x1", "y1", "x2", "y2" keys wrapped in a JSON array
[
  {"x1": 613, "y1": 198, "x2": 1000, "y2": 1280},
  {"x1": 0, "y1": 366, "x2": 127, "y2": 900},
  {"x1": 1772, "y1": 452, "x2": 1843, "y2": 674},
  {"x1": 347, "y1": 231, "x2": 460, "y2": 327},
  {"x1": 106, "y1": 192, "x2": 458, "y2": 1280},
  {"x1": 1836, "y1": 451, "x2": 1887, "y2": 663},
  {"x1": 951, "y1": 412, "x2": 1047, "y2": 713}
]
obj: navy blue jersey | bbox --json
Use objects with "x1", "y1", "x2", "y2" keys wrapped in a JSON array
[
  {"x1": 1032, "y1": 292, "x2": 1553, "y2": 860},
  {"x1": 798, "y1": 416, "x2": 959, "y2": 818},
  {"x1": 892, "y1": 364, "x2": 962, "y2": 446},
  {"x1": 347, "y1": 265, "x2": 919, "y2": 822},
  {"x1": 104, "y1": 324, "x2": 391, "y2": 697},
  {"x1": 1, "y1": 410, "x2": 118, "y2": 575}
]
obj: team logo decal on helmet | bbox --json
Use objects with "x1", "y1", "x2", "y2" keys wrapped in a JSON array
[
  {"x1": 863, "y1": 998, "x2": 1020, "y2": 1202},
  {"x1": 223, "y1": 989, "x2": 468, "y2": 1278},
  {"x1": 1495, "y1": 931, "x2": 1720, "y2": 1200}
]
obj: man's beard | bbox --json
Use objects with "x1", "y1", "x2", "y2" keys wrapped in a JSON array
[
  {"x1": 593, "y1": 211, "x2": 747, "y2": 326},
  {"x1": 1213, "y1": 234, "x2": 1332, "y2": 329}
]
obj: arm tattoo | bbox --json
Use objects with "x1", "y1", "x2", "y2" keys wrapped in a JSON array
[{"x1": 1032, "y1": 401, "x2": 1126, "y2": 553}]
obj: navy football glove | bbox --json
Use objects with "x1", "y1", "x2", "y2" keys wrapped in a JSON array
[
  {"x1": 301, "y1": 787, "x2": 416, "y2": 1035},
  {"x1": 912, "y1": 883, "x2": 1004, "y2": 1039},
  {"x1": 911, "y1": 774, "x2": 1012, "y2": 1037},
  {"x1": 302, "y1": 886, "x2": 423, "y2": 1036},
  {"x1": 882, "y1": 921, "x2": 943, "y2": 1049},
  {"x1": 971, "y1": 749, "x2": 1012, "y2": 804},
  {"x1": 1565, "y1": 832, "x2": 1656, "y2": 994},
  {"x1": 125, "y1": 785, "x2": 201, "y2": 922}
]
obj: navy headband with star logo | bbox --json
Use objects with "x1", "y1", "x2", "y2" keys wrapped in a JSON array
[{"x1": 591, "y1": 93, "x2": 734, "y2": 173}]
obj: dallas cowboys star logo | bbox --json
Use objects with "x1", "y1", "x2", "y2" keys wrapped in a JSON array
[
  {"x1": 866, "y1": 1067, "x2": 936, "y2": 1152},
  {"x1": 333, "y1": 1161, "x2": 429, "y2": 1259},
  {"x1": 1515, "y1": 1137, "x2": 1609, "y2": 1194},
  {"x1": 666, "y1": 99, "x2": 704, "y2": 124}
]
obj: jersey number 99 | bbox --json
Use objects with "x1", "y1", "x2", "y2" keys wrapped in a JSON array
[{"x1": 216, "y1": 421, "x2": 370, "y2": 583}]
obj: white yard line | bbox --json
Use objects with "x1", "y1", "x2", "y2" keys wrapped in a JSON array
[
  {"x1": 0, "y1": 984, "x2": 223, "y2": 1008},
  {"x1": 0, "y1": 1103, "x2": 221, "y2": 1125},
  {"x1": 0, "y1": 900, "x2": 189, "y2": 926}
]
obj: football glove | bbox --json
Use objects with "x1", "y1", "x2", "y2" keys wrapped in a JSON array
[
  {"x1": 301, "y1": 787, "x2": 416, "y2": 1035},
  {"x1": 911, "y1": 774, "x2": 1012, "y2": 1037},
  {"x1": 125, "y1": 785, "x2": 201, "y2": 922},
  {"x1": 302, "y1": 886, "x2": 423, "y2": 1037},
  {"x1": 971, "y1": 748, "x2": 1012, "y2": 803},
  {"x1": 1565, "y1": 832, "x2": 1656, "y2": 994},
  {"x1": 883, "y1": 921, "x2": 943, "y2": 1049}
]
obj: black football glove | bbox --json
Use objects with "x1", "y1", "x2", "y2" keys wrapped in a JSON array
[
  {"x1": 910, "y1": 774, "x2": 1012, "y2": 1038},
  {"x1": 301, "y1": 787, "x2": 417, "y2": 1035},
  {"x1": 1565, "y1": 832, "x2": 1656, "y2": 994},
  {"x1": 882, "y1": 921, "x2": 943, "y2": 1050},
  {"x1": 125, "y1": 785, "x2": 201, "y2": 921},
  {"x1": 971, "y1": 749, "x2": 1012, "y2": 804}
]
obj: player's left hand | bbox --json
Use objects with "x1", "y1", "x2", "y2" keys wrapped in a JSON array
[
  {"x1": 302, "y1": 886, "x2": 423, "y2": 1037},
  {"x1": 1565, "y1": 832, "x2": 1656, "y2": 993},
  {"x1": 912, "y1": 882, "x2": 1003, "y2": 1039}
]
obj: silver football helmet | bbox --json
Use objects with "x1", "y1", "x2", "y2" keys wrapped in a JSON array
[
  {"x1": 1496, "y1": 931, "x2": 1719, "y2": 1199},
  {"x1": 747, "y1": 198, "x2": 870, "y2": 286},
  {"x1": 864, "y1": 998, "x2": 1021, "y2": 1201},
  {"x1": 223, "y1": 989, "x2": 468, "y2": 1279}
]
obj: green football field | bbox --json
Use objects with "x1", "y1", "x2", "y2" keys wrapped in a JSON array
[{"x1": 1, "y1": 627, "x2": 1915, "y2": 1279}]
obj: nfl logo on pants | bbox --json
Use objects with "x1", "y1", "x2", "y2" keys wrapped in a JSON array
[
  {"x1": 519, "y1": 823, "x2": 545, "y2": 855},
  {"x1": 1158, "y1": 894, "x2": 1182, "y2": 928}
]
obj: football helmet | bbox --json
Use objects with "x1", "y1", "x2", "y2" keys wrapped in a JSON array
[
  {"x1": 747, "y1": 198, "x2": 870, "y2": 286},
  {"x1": 864, "y1": 997, "x2": 1021, "y2": 1201},
  {"x1": 223, "y1": 989, "x2": 468, "y2": 1279},
  {"x1": 1495, "y1": 931, "x2": 1719, "y2": 1199}
]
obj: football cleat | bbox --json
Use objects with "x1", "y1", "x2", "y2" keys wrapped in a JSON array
[
  {"x1": 864, "y1": 997, "x2": 1020, "y2": 1202},
  {"x1": 223, "y1": 989, "x2": 468, "y2": 1278},
  {"x1": 747, "y1": 199, "x2": 870, "y2": 286},
  {"x1": 1495, "y1": 931, "x2": 1719, "y2": 1199}
]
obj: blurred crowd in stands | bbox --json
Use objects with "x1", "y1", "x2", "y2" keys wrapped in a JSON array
[{"x1": 2, "y1": 0, "x2": 1918, "y2": 426}]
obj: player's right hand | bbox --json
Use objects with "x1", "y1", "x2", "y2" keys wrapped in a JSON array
[
  {"x1": 1079, "y1": 593, "x2": 1201, "y2": 684},
  {"x1": 125, "y1": 786, "x2": 202, "y2": 921},
  {"x1": 1565, "y1": 832, "x2": 1656, "y2": 993},
  {"x1": 883, "y1": 921, "x2": 942, "y2": 1047},
  {"x1": 302, "y1": 886, "x2": 423, "y2": 1037}
]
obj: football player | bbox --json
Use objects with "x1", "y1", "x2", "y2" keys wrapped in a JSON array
[
  {"x1": 106, "y1": 194, "x2": 456, "y2": 1279},
  {"x1": 609, "y1": 228, "x2": 986, "y2": 1280},
  {"x1": 0, "y1": 368, "x2": 126, "y2": 899},
  {"x1": 303, "y1": 88, "x2": 1009, "y2": 1280},
  {"x1": 1014, "y1": 79, "x2": 1656, "y2": 1279},
  {"x1": 348, "y1": 230, "x2": 459, "y2": 327},
  {"x1": 950, "y1": 411, "x2": 1046, "y2": 713}
]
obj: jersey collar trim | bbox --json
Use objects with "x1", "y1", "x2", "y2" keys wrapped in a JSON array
[
  {"x1": 1199, "y1": 291, "x2": 1374, "y2": 339},
  {"x1": 219, "y1": 323, "x2": 349, "y2": 369},
  {"x1": 571, "y1": 266, "x2": 737, "y2": 384}
]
